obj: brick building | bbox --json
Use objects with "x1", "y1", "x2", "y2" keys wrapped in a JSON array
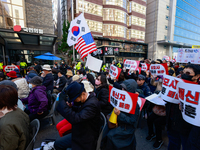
[
  {"x1": 0, "y1": 0, "x2": 56, "y2": 65},
  {"x1": 66, "y1": 0, "x2": 148, "y2": 63}
]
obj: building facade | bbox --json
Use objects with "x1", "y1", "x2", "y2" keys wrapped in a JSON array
[
  {"x1": 66, "y1": 0, "x2": 148, "y2": 63},
  {"x1": 145, "y1": 0, "x2": 198, "y2": 60},
  {"x1": 0, "y1": 0, "x2": 56, "y2": 65}
]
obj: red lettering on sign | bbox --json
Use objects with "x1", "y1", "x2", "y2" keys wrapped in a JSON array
[
  {"x1": 185, "y1": 91, "x2": 199, "y2": 105},
  {"x1": 119, "y1": 94, "x2": 126, "y2": 101},
  {"x1": 167, "y1": 90, "x2": 176, "y2": 98},
  {"x1": 169, "y1": 79, "x2": 179, "y2": 90},
  {"x1": 163, "y1": 78, "x2": 170, "y2": 86},
  {"x1": 112, "y1": 91, "x2": 119, "y2": 99},
  {"x1": 119, "y1": 102, "x2": 124, "y2": 108},
  {"x1": 179, "y1": 88, "x2": 185, "y2": 100},
  {"x1": 125, "y1": 104, "x2": 130, "y2": 110}
]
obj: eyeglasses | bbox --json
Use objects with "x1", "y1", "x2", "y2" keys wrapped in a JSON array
[{"x1": 137, "y1": 78, "x2": 142, "y2": 81}]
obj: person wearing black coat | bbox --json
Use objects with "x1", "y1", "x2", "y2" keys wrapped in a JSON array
[
  {"x1": 54, "y1": 82, "x2": 101, "y2": 150},
  {"x1": 34, "y1": 61, "x2": 42, "y2": 74},
  {"x1": 42, "y1": 65, "x2": 54, "y2": 93},
  {"x1": 95, "y1": 74, "x2": 113, "y2": 116},
  {"x1": 54, "y1": 70, "x2": 67, "y2": 93}
]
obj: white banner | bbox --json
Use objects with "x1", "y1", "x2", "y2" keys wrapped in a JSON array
[
  {"x1": 146, "y1": 94, "x2": 166, "y2": 106},
  {"x1": 160, "y1": 75, "x2": 181, "y2": 104},
  {"x1": 177, "y1": 48, "x2": 200, "y2": 64},
  {"x1": 177, "y1": 81, "x2": 200, "y2": 127},
  {"x1": 109, "y1": 64, "x2": 121, "y2": 79},
  {"x1": 85, "y1": 54, "x2": 103, "y2": 72},
  {"x1": 123, "y1": 59, "x2": 139, "y2": 70}
]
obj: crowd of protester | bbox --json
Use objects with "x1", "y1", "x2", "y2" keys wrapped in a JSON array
[{"x1": 0, "y1": 58, "x2": 200, "y2": 150}]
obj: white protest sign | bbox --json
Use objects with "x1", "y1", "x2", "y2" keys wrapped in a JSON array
[
  {"x1": 146, "y1": 94, "x2": 166, "y2": 106},
  {"x1": 109, "y1": 64, "x2": 122, "y2": 79},
  {"x1": 150, "y1": 64, "x2": 168, "y2": 76},
  {"x1": 109, "y1": 85, "x2": 138, "y2": 114},
  {"x1": 141, "y1": 63, "x2": 150, "y2": 71},
  {"x1": 123, "y1": 59, "x2": 139, "y2": 70},
  {"x1": 177, "y1": 48, "x2": 200, "y2": 64},
  {"x1": 85, "y1": 54, "x2": 103, "y2": 72},
  {"x1": 160, "y1": 75, "x2": 181, "y2": 104},
  {"x1": 177, "y1": 81, "x2": 200, "y2": 127}
]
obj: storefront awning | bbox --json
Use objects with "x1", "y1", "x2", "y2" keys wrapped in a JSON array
[{"x1": 0, "y1": 28, "x2": 57, "y2": 51}]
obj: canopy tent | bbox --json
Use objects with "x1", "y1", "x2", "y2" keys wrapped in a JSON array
[{"x1": 34, "y1": 52, "x2": 61, "y2": 60}]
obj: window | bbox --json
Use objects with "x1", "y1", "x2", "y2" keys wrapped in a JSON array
[
  {"x1": 77, "y1": 0, "x2": 102, "y2": 16},
  {"x1": 129, "y1": 29, "x2": 145, "y2": 40},
  {"x1": 103, "y1": 0, "x2": 127, "y2": 9},
  {"x1": 130, "y1": 16, "x2": 145, "y2": 27},
  {"x1": 103, "y1": 24, "x2": 127, "y2": 38},
  {"x1": 131, "y1": 2, "x2": 146, "y2": 15},
  {"x1": 86, "y1": 20, "x2": 103, "y2": 32},
  {"x1": 103, "y1": 9, "x2": 127, "y2": 24},
  {"x1": 165, "y1": 25, "x2": 168, "y2": 30},
  {"x1": 164, "y1": 35, "x2": 167, "y2": 40},
  {"x1": 166, "y1": 15, "x2": 169, "y2": 20},
  {"x1": 166, "y1": 5, "x2": 169, "y2": 10}
]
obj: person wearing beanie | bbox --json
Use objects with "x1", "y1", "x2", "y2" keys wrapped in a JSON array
[
  {"x1": 102, "y1": 79, "x2": 139, "y2": 150},
  {"x1": 136, "y1": 74, "x2": 152, "y2": 98},
  {"x1": 66, "y1": 70, "x2": 73, "y2": 85},
  {"x1": 13, "y1": 68, "x2": 21, "y2": 78},
  {"x1": 54, "y1": 82, "x2": 100, "y2": 150},
  {"x1": 21, "y1": 76, "x2": 49, "y2": 121}
]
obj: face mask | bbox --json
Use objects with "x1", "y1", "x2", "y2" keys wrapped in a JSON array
[
  {"x1": 95, "y1": 79, "x2": 101, "y2": 85},
  {"x1": 181, "y1": 74, "x2": 193, "y2": 81},
  {"x1": 29, "y1": 83, "x2": 32, "y2": 89}
]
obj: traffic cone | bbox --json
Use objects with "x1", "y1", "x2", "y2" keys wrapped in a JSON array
[{"x1": 109, "y1": 108, "x2": 117, "y2": 124}]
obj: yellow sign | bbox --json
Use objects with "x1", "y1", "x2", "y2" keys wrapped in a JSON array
[{"x1": 192, "y1": 45, "x2": 200, "y2": 48}]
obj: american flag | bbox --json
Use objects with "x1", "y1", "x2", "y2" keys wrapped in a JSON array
[{"x1": 75, "y1": 32, "x2": 97, "y2": 59}]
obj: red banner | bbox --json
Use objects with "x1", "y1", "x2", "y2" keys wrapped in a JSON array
[
  {"x1": 141, "y1": 63, "x2": 150, "y2": 71},
  {"x1": 150, "y1": 63, "x2": 168, "y2": 75},
  {"x1": 3, "y1": 65, "x2": 20, "y2": 72},
  {"x1": 109, "y1": 64, "x2": 122, "y2": 80},
  {"x1": 108, "y1": 85, "x2": 138, "y2": 114}
]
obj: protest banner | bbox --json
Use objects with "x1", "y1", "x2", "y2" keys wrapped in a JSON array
[
  {"x1": 146, "y1": 94, "x2": 166, "y2": 106},
  {"x1": 163, "y1": 55, "x2": 171, "y2": 61},
  {"x1": 3, "y1": 65, "x2": 20, "y2": 72},
  {"x1": 141, "y1": 63, "x2": 150, "y2": 71},
  {"x1": 108, "y1": 85, "x2": 138, "y2": 114},
  {"x1": 149, "y1": 63, "x2": 168, "y2": 76},
  {"x1": 177, "y1": 48, "x2": 200, "y2": 64},
  {"x1": 123, "y1": 59, "x2": 139, "y2": 70},
  {"x1": 177, "y1": 81, "x2": 200, "y2": 127},
  {"x1": 109, "y1": 64, "x2": 122, "y2": 79},
  {"x1": 137, "y1": 97, "x2": 146, "y2": 111},
  {"x1": 160, "y1": 75, "x2": 181, "y2": 104},
  {"x1": 85, "y1": 54, "x2": 103, "y2": 72},
  {"x1": 160, "y1": 75, "x2": 197, "y2": 104}
]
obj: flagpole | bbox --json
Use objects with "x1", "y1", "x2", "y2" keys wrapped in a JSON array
[{"x1": 72, "y1": 0, "x2": 75, "y2": 62}]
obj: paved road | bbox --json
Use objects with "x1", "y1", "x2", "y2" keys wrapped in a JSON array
[{"x1": 34, "y1": 116, "x2": 168, "y2": 150}]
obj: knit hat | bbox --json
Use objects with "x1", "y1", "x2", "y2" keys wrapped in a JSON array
[
  {"x1": 138, "y1": 74, "x2": 146, "y2": 80},
  {"x1": 65, "y1": 82, "x2": 84, "y2": 102},
  {"x1": 121, "y1": 79, "x2": 137, "y2": 93},
  {"x1": 25, "y1": 73, "x2": 38, "y2": 81},
  {"x1": 7, "y1": 71, "x2": 17, "y2": 78},
  {"x1": 0, "y1": 80, "x2": 18, "y2": 90},
  {"x1": 28, "y1": 76, "x2": 43, "y2": 86}
]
